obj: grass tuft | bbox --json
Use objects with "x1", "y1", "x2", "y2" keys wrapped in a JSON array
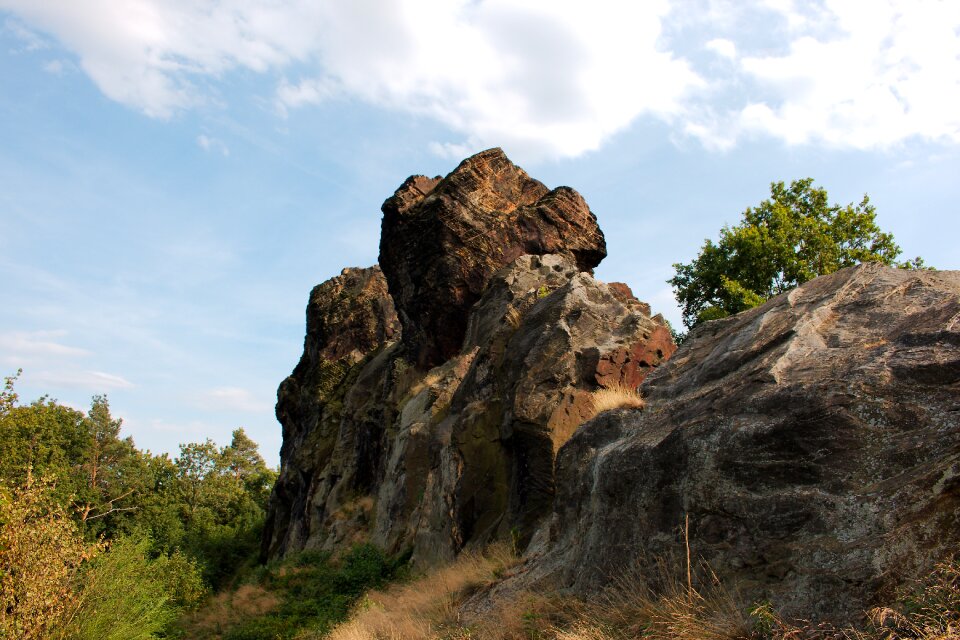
[
  {"x1": 586, "y1": 383, "x2": 645, "y2": 421},
  {"x1": 325, "y1": 543, "x2": 527, "y2": 640}
]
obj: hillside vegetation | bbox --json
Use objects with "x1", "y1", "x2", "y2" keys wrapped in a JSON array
[{"x1": 0, "y1": 370, "x2": 275, "y2": 638}]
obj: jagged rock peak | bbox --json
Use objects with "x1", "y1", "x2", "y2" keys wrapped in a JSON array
[
  {"x1": 379, "y1": 147, "x2": 607, "y2": 369},
  {"x1": 263, "y1": 265, "x2": 399, "y2": 560},
  {"x1": 299, "y1": 265, "x2": 399, "y2": 365}
]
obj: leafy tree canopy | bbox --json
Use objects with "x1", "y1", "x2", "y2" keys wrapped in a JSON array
[
  {"x1": 0, "y1": 374, "x2": 277, "y2": 592},
  {"x1": 669, "y1": 178, "x2": 927, "y2": 330}
]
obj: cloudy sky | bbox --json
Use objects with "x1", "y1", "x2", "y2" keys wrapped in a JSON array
[{"x1": 2, "y1": 0, "x2": 958, "y2": 465}]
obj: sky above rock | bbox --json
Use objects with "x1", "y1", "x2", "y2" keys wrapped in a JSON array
[{"x1": 2, "y1": 0, "x2": 958, "y2": 465}]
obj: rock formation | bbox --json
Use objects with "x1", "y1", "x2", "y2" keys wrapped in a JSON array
[
  {"x1": 265, "y1": 147, "x2": 959, "y2": 626},
  {"x1": 267, "y1": 266, "x2": 400, "y2": 555},
  {"x1": 380, "y1": 148, "x2": 607, "y2": 369},
  {"x1": 262, "y1": 149, "x2": 673, "y2": 563},
  {"x1": 496, "y1": 262, "x2": 960, "y2": 624}
]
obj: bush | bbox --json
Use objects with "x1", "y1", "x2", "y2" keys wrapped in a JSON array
[
  {"x1": 0, "y1": 477, "x2": 91, "y2": 640},
  {"x1": 206, "y1": 544, "x2": 403, "y2": 640},
  {"x1": 59, "y1": 536, "x2": 202, "y2": 640}
]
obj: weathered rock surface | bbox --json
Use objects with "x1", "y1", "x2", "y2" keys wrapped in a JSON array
[
  {"x1": 498, "y1": 263, "x2": 960, "y2": 624},
  {"x1": 380, "y1": 147, "x2": 607, "y2": 369},
  {"x1": 263, "y1": 150, "x2": 672, "y2": 563},
  {"x1": 263, "y1": 266, "x2": 400, "y2": 559}
]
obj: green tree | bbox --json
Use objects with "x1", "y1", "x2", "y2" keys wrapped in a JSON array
[
  {"x1": 170, "y1": 432, "x2": 276, "y2": 588},
  {"x1": 0, "y1": 373, "x2": 276, "y2": 593},
  {"x1": 670, "y1": 178, "x2": 921, "y2": 330},
  {"x1": 0, "y1": 388, "x2": 151, "y2": 540}
]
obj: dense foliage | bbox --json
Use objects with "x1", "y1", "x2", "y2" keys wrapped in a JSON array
[
  {"x1": 0, "y1": 370, "x2": 277, "y2": 638},
  {"x1": 670, "y1": 178, "x2": 925, "y2": 330},
  {"x1": 195, "y1": 545, "x2": 406, "y2": 640}
]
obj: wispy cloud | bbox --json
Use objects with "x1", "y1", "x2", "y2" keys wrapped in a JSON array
[
  {"x1": 30, "y1": 369, "x2": 134, "y2": 391},
  {"x1": 197, "y1": 134, "x2": 230, "y2": 156},
  {"x1": 3, "y1": 17, "x2": 47, "y2": 52},
  {"x1": 42, "y1": 58, "x2": 65, "y2": 74},
  {"x1": 195, "y1": 386, "x2": 271, "y2": 414},
  {"x1": 0, "y1": 330, "x2": 91, "y2": 358},
  {"x1": 2, "y1": 0, "x2": 958, "y2": 156}
]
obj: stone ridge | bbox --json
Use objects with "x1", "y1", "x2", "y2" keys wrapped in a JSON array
[
  {"x1": 379, "y1": 147, "x2": 607, "y2": 369},
  {"x1": 484, "y1": 262, "x2": 960, "y2": 626}
]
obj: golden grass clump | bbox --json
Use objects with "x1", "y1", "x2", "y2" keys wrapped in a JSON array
[
  {"x1": 326, "y1": 544, "x2": 521, "y2": 640},
  {"x1": 855, "y1": 559, "x2": 960, "y2": 640},
  {"x1": 587, "y1": 383, "x2": 646, "y2": 421},
  {"x1": 573, "y1": 555, "x2": 753, "y2": 640}
]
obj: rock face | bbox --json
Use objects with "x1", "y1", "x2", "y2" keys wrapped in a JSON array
[
  {"x1": 507, "y1": 263, "x2": 960, "y2": 624},
  {"x1": 264, "y1": 266, "x2": 400, "y2": 557},
  {"x1": 262, "y1": 149, "x2": 672, "y2": 563},
  {"x1": 380, "y1": 148, "x2": 607, "y2": 369}
]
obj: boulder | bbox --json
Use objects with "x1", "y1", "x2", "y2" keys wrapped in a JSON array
[
  {"x1": 507, "y1": 263, "x2": 960, "y2": 624},
  {"x1": 379, "y1": 147, "x2": 607, "y2": 369}
]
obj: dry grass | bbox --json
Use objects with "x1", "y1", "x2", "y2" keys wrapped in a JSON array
[
  {"x1": 853, "y1": 559, "x2": 960, "y2": 640},
  {"x1": 572, "y1": 555, "x2": 753, "y2": 640},
  {"x1": 505, "y1": 306, "x2": 523, "y2": 330},
  {"x1": 326, "y1": 544, "x2": 523, "y2": 640},
  {"x1": 179, "y1": 583, "x2": 280, "y2": 639},
  {"x1": 586, "y1": 383, "x2": 646, "y2": 421}
]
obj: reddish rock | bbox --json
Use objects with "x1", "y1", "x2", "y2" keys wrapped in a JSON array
[{"x1": 379, "y1": 148, "x2": 606, "y2": 369}]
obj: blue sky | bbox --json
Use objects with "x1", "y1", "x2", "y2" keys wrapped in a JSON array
[{"x1": 1, "y1": 0, "x2": 958, "y2": 466}]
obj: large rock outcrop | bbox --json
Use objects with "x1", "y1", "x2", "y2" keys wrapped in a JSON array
[
  {"x1": 499, "y1": 262, "x2": 960, "y2": 624},
  {"x1": 380, "y1": 148, "x2": 607, "y2": 369},
  {"x1": 262, "y1": 150, "x2": 673, "y2": 563},
  {"x1": 264, "y1": 266, "x2": 400, "y2": 556}
]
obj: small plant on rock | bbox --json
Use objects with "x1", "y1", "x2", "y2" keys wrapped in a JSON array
[{"x1": 587, "y1": 383, "x2": 645, "y2": 420}]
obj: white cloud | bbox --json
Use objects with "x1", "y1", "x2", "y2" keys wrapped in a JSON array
[
  {"x1": 195, "y1": 386, "x2": 271, "y2": 413},
  {"x1": 0, "y1": 330, "x2": 90, "y2": 358},
  {"x1": 197, "y1": 134, "x2": 230, "y2": 156},
  {"x1": 2, "y1": 0, "x2": 959, "y2": 155},
  {"x1": 705, "y1": 38, "x2": 736, "y2": 59},
  {"x1": 0, "y1": 0, "x2": 699, "y2": 159},
  {"x1": 30, "y1": 370, "x2": 135, "y2": 391},
  {"x1": 687, "y1": 0, "x2": 960, "y2": 150}
]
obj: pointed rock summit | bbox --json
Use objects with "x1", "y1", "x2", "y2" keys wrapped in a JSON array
[
  {"x1": 379, "y1": 148, "x2": 607, "y2": 369},
  {"x1": 263, "y1": 150, "x2": 672, "y2": 563}
]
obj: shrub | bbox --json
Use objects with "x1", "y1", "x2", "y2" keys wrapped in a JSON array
[
  {"x1": 0, "y1": 477, "x2": 92, "y2": 640},
  {"x1": 190, "y1": 544, "x2": 405, "y2": 640},
  {"x1": 58, "y1": 535, "x2": 199, "y2": 640}
]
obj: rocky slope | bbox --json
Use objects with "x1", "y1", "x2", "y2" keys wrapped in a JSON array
[
  {"x1": 262, "y1": 149, "x2": 674, "y2": 564},
  {"x1": 494, "y1": 262, "x2": 960, "y2": 623}
]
